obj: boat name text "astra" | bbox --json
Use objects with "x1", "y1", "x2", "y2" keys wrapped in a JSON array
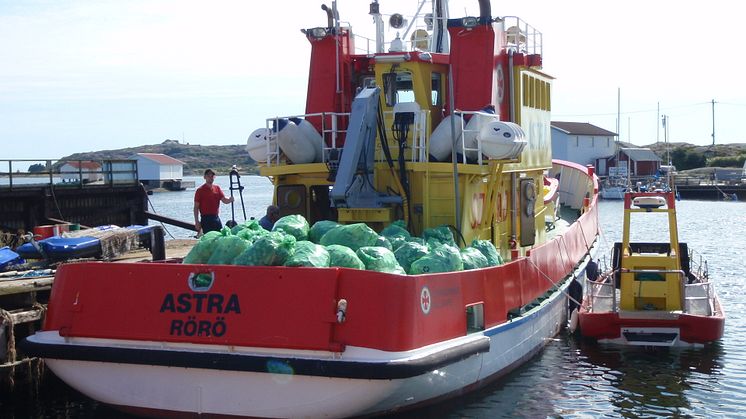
[{"x1": 160, "y1": 293, "x2": 241, "y2": 338}]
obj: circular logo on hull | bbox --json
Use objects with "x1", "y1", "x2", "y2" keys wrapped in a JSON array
[{"x1": 420, "y1": 286, "x2": 431, "y2": 314}]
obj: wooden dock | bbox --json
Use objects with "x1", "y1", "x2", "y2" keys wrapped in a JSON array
[
  {"x1": 0, "y1": 232, "x2": 196, "y2": 387},
  {"x1": 675, "y1": 183, "x2": 746, "y2": 201}
]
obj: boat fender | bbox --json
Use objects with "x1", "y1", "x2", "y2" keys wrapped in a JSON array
[
  {"x1": 568, "y1": 308, "x2": 579, "y2": 333},
  {"x1": 336, "y1": 299, "x2": 347, "y2": 323}
]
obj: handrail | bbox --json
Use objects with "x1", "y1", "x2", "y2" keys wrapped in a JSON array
[{"x1": 0, "y1": 159, "x2": 139, "y2": 190}]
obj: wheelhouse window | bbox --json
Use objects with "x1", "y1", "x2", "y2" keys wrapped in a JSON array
[
  {"x1": 431, "y1": 72, "x2": 442, "y2": 106},
  {"x1": 383, "y1": 71, "x2": 415, "y2": 107}
]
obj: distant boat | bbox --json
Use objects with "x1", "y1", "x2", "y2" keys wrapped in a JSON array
[
  {"x1": 577, "y1": 191, "x2": 724, "y2": 347},
  {"x1": 600, "y1": 177, "x2": 630, "y2": 199}
]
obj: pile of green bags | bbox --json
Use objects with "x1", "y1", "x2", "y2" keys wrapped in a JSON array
[{"x1": 182, "y1": 214, "x2": 504, "y2": 275}]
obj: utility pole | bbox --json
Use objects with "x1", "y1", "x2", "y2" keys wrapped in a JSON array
[
  {"x1": 616, "y1": 87, "x2": 621, "y2": 142},
  {"x1": 656, "y1": 102, "x2": 660, "y2": 144},
  {"x1": 711, "y1": 99, "x2": 716, "y2": 146},
  {"x1": 661, "y1": 114, "x2": 670, "y2": 165}
]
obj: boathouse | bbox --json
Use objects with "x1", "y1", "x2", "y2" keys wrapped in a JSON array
[
  {"x1": 550, "y1": 121, "x2": 617, "y2": 174},
  {"x1": 129, "y1": 153, "x2": 186, "y2": 190},
  {"x1": 59, "y1": 160, "x2": 104, "y2": 183},
  {"x1": 603, "y1": 147, "x2": 662, "y2": 177}
]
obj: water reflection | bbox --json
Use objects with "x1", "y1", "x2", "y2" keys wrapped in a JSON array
[{"x1": 569, "y1": 338, "x2": 725, "y2": 417}]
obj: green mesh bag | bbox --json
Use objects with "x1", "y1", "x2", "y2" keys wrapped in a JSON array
[
  {"x1": 236, "y1": 226, "x2": 268, "y2": 243},
  {"x1": 320, "y1": 223, "x2": 380, "y2": 252},
  {"x1": 308, "y1": 220, "x2": 341, "y2": 244},
  {"x1": 422, "y1": 225, "x2": 457, "y2": 247},
  {"x1": 471, "y1": 239, "x2": 503, "y2": 266},
  {"x1": 285, "y1": 241, "x2": 330, "y2": 268},
  {"x1": 410, "y1": 244, "x2": 464, "y2": 274},
  {"x1": 183, "y1": 235, "x2": 220, "y2": 264},
  {"x1": 380, "y1": 220, "x2": 410, "y2": 250},
  {"x1": 234, "y1": 231, "x2": 296, "y2": 266},
  {"x1": 325, "y1": 244, "x2": 365, "y2": 269},
  {"x1": 460, "y1": 247, "x2": 490, "y2": 270},
  {"x1": 206, "y1": 235, "x2": 251, "y2": 265},
  {"x1": 272, "y1": 214, "x2": 310, "y2": 241},
  {"x1": 356, "y1": 246, "x2": 405, "y2": 274},
  {"x1": 230, "y1": 219, "x2": 263, "y2": 235},
  {"x1": 374, "y1": 235, "x2": 393, "y2": 251},
  {"x1": 393, "y1": 241, "x2": 429, "y2": 274}
]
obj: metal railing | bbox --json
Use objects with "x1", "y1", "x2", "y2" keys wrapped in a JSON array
[
  {"x1": 262, "y1": 109, "x2": 513, "y2": 168},
  {"x1": 0, "y1": 159, "x2": 139, "y2": 190},
  {"x1": 584, "y1": 266, "x2": 715, "y2": 316}
]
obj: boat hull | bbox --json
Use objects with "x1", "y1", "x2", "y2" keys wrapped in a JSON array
[
  {"x1": 24, "y1": 253, "x2": 592, "y2": 418},
  {"x1": 578, "y1": 298, "x2": 725, "y2": 347}
]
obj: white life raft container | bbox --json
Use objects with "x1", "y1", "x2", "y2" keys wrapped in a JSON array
[
  {"x1": 462, "y1": 112, "x2": 499, "y2": 161},
  {"x1": 478, "y1": 121, "x2": 527, "y2": 160}
]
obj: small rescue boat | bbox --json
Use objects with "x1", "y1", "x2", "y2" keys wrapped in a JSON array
[{"x1": 578, "y1": 191, "x2": 725, "y2": 347}]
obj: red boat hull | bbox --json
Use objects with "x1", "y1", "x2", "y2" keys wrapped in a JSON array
[{"x1": 578, "y1": 301, "x2": 725, "y2": 345}]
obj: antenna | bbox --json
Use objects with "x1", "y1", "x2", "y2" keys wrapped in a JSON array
[{"x1": 711, "y1": 99, "x2": 716, "y2": 146}]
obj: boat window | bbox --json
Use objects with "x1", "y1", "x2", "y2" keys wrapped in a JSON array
[
  {"x1": 466, "y1": 303, "x2": 484, "y2": 333},
  {"x1": 382, "y1": 71, "x2": 415, "y2": 107},
  {"x1": 431, "y1": 72, "x2": 442, "y2": 106}
]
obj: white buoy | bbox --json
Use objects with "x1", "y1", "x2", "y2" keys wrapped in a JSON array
[
  {"x1": 246, "y1": 128, "x2": 275, "y2": 163},
  {"x1": 293, "y1": 118, "x2": 324, "y2": 163},
  {"x1": 276, "y1": 120, "x2": 316, "y2": 164},
  {"x1": 429, "y1": 114, "x2": 464, "y2": 161},
  {"x1": 568, "y1": 308, "x2": 579, "y2": 333}
]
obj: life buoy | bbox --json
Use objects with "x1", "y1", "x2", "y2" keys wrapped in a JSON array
[
  {"x1": 495, "y1": 190, "x2": 508, "y2": 222},
  {"x1": 470, "y1": 192, "x2": 485, "y2": 228}
]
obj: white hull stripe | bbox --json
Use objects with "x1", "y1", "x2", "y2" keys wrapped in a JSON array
[{"x1": 21, "y1": 336, "x2": 490, "y2": 380}]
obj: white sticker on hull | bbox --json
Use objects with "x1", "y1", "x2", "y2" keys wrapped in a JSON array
[{"x1": 421, "y1": 286, "x2": 431, "y2": 314}]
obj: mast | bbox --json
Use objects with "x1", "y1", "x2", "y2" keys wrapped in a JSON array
[
  {"x1": 711, "y1": 98, "x2": 716, "y2": 146},
  {"x1": 370, "y1": 1, "x2": 384, "y2": 53}
]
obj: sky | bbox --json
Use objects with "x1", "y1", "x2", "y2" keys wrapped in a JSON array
[{"x1": 1, "y1": 0, "x2": 744, "y2": 160}]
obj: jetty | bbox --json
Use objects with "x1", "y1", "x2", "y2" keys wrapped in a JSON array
[{"x1": 0, "y1": 158, "x2": 199, "y2": 386}]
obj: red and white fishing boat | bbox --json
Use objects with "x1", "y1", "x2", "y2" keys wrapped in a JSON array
[
  {"x1": 23, "y1": 1, "x2": 600, "y2": 417},
  {"x1": 577, "y1": 191, "x2": 724, "y2": 347}
]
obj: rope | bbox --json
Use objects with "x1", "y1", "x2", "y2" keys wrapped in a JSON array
[
  {"x1": 49, "y1": 183, "x2": 64, "y2": 221},
  {"x1": 527, "y1": 255, "x2": 584, "y2": 308},
  {"x1": 1, "y1": 308, "x2": 17, "y2": 388},
  {"x1": 141, "y1": 184, "x2": 176, "y2": 239}
]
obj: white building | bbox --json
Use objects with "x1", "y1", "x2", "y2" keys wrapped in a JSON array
[
  {"x1": 551, "y1": 122, "x2": 617, "y2": 175},
  {"x1": 129, "y1": 153, "x2": 185, "y2": 183},
  {"x1": 59, "y1": 161, "x2": 104, "y2": 183}
]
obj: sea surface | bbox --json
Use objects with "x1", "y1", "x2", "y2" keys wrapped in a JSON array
[{"x1": 2, "y1": 176, "x2": 745, "y2": 418}]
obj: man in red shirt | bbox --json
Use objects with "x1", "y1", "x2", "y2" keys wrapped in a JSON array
[{"x1": 194, "y1": 169, "x2": 234, "y2": 234}]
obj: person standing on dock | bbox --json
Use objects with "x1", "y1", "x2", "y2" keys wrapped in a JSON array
[{"x1": 194, "y1": 169, "x2": 234, "y2": 234}]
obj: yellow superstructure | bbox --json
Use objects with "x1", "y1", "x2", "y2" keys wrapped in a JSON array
[
  {"x1": 260, "y1": 56, "x2": 552, "y2": 262},
  {"x1": 618, "y1": 194, "x2": 683, "y2": 311}
]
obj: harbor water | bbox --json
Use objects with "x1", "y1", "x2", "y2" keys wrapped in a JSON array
[{"x1": 2, "y1": 176, "x2": 745, "y2": 418}]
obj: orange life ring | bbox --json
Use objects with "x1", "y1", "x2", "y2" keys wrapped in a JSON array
[{"x1": 495, "y1": 190, "x2": 508, "y2": 223}]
